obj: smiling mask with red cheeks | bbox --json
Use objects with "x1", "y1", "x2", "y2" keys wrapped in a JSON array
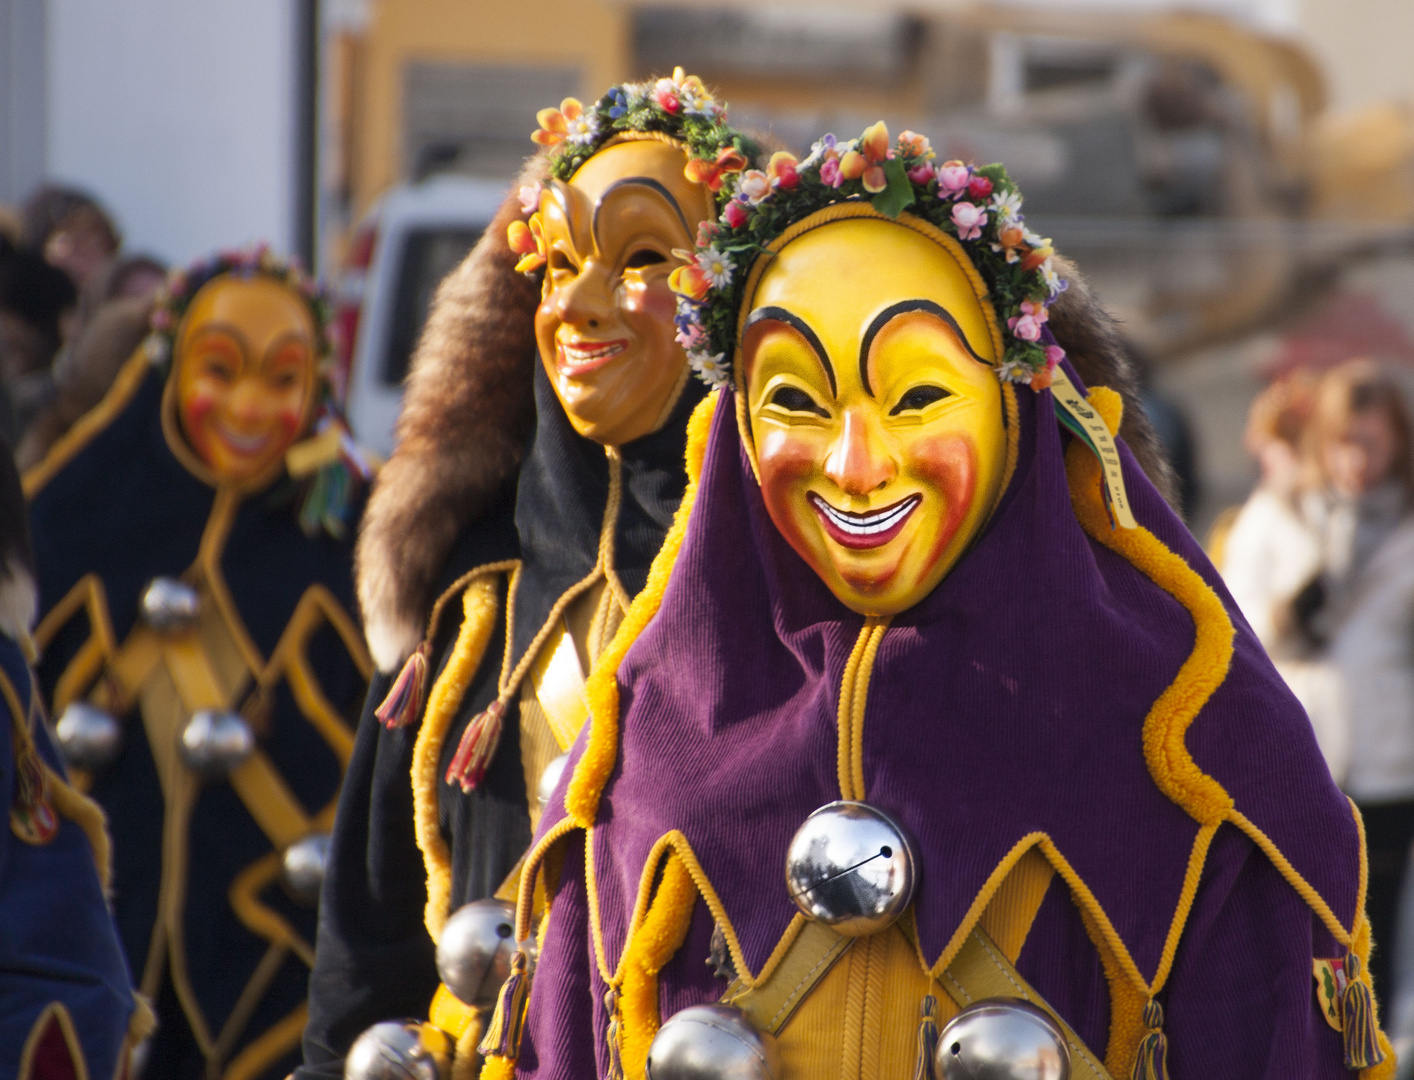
[
  {"x1": 742, "y1": 217, "x2": 1009, "y2": 615},
  {"x1": 534, "y1": 139, "x2": 716, "y2": 447},
  {"x1": 172, "y1": 275, "x2": 318, "y2": 488}
]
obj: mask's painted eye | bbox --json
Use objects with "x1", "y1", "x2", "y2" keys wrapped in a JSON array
[
  {"x1": 889, "y1": 385, "x2": 951, "y2": 415},
  {"x1": 548, "y1": 250, "x2": 578, "y2": 273},
  {"x1": 769, "y1": 386, "x2": 829, "y2": 417},
  {"x1": 624, "y1": 248, "x2": 667, "y2": 269}
]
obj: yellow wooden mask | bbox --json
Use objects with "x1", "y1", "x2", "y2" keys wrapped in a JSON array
[
  {"x1": 534, "y1": 139, "x2": 716, "y2": 447},
  {"x1": 170, "y1": 275, "x2": 318, "y2": 487},
  {"x1": 742, "y1": 216, "x2": 1008, "y2": 615}
]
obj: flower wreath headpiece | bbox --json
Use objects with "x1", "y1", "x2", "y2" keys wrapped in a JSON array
[
  {"x1": 668, "y1": 121, "x2": 1069, "y2": 390},
  {"x1": 506, "y1": 68, "x2": 762, "y2": 275},
  {"x1": 143, "y1": 243, "x2": 332, "y2": 371},
  {"x1": 143, "y1": 244, "x2": 374, "y2": 539}
]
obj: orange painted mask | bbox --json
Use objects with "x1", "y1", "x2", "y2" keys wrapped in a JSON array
[
  {"x1": 171, "y1": 275, "x2": 318, "y2": 487},
  {"x1": 742, "y1": 217, "x2": 1008, "y2": 615},
  {"x1": 534, "y1": 139, "x2": 716, "y2": 447}
]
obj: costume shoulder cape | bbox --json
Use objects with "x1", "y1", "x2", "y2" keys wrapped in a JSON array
[
  {"x1": 510, "y1": 372, "x2": 1391, "y2": 1079},
  {"x1": 25, "y1": 351, "x2": 367, "y2": 1080}
]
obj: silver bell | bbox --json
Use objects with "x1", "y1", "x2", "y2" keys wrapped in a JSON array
[
  {"x1": 784, "y1": 800, "x2": 917, "y2": 936},
  {"x1": 437, "y1": 898, "x2": 515, "y2": 1007},
  {"x1": 537, "y1": 751, "x2": 570, "y2": 810},
  {"x1": 54, "y1": 701, "x2": 122, "y2": 771},
  {"x1": 178, "y1": 709, "x2": 254, "y2": 774},
  {"x1": 281, "y1": 832, "x2": 332, "y2": 905},
  {"x1": 937, "y1": 999, "x2": 1070, "y2": 1080},
  {"x1": 140, "y1": 577, "x2": 201, "y2": 632},
  {"x1": 646, "y1": 1004, "x2": 782, "y2": 1080},
  {"x1": 344, "y1": 1020, "x2": 451, "y2": 1080}
]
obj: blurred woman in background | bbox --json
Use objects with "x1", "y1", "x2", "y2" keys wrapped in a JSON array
[
  {"x1": 1220, "y1": 375, "x2": 1349, "y2": 778},
  {"x1": 1300, "y1": 358, "x2": 1414, "y2": 1000}
]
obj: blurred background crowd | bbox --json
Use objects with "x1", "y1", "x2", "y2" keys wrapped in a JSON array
[{"x1": 5, "y1": 0, "x2": 1414, "y2": 1064}]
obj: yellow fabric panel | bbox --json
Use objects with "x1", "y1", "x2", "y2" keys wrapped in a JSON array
[
  {"x1": 775, "y1": 923, "x2": 936, "y2": 1080},
  {"x1": 518, "y1": 688, "x2": 564, "y2": 839},
  {"x1": 978, "y1": 846, "x2": 1055, "y2": 962}
]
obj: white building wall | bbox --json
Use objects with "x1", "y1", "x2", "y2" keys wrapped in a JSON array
[{"x1": 44, "y1": 0, "x2": 297, "y2": 265}]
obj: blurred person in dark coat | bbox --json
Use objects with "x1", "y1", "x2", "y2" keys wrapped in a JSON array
[{"x1": 0, "y1": 429, "x2": 149, "y2": 1079}]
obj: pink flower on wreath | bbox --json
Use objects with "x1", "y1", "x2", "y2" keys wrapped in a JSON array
[
  {"x1": 951, "y1": 201, "x2": 987, "y2": 241},
  {"x1": 696, "y1": 219, "x2": 721, "y2": 247},
  {"x1": 967, "y1": 174, "x2": 994, "y2": 200},
  {"x1": 907, "y1": 161, "x2": 936, "y2": 186},
  {"x1": 722, "y1": 199, "x2": 750, "y2": 229},
  {"x1": 676, "y1": 321, "x2": 706, "y2": 350},
  {"x1": 1045, "y1": 344, "x2": 1066, "y2": 368},
  {"x1": 820, "y1": 157, "x2": 843, "y2": 188},
  {"x1": 518, "y1": 184, "x2": 542, "y2": 215},
  {"x1": 1007, "y1": 299, "x2": 1049, "y2": 342},
  {"x1": 936, "y1": 160, "x2": 971, "y2": 198},
  {"x1": 738, "y1": 170, "x2": 772, "y2": 204},
  {"x1": 653, "y1": 78, "x2": 681, "y2": 115}
]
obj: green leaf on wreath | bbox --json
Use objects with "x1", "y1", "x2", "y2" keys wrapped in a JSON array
[{"x1": 871, "y1": 158, "x2": 916, "y2": 219}]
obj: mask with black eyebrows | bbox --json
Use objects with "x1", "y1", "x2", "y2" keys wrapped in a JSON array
[
  {"x1": 533, "y1": 139, "x2": 717, "y2": 447},
  {"x1": 742, "y1": 216, "x2": 1008, "y2": 615}
]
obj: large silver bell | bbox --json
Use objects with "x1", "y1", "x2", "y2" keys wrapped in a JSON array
[
  {"x1": 54, "y1": 701, "x2": 122, "y2": 771},
  {"x1": 937, "y1": 999, "x2": 1070, "y2": 1080},
  {"x1": 784, "y1": 800, "x2": 916, "y2": 936},
  {"x1": 178, "y1": 709, "x2": 254, "y2": 774},
  {"x1": 140, "y1": 577, "x2": 201, "y2": 632},
  {"x1": 537, "y1": 751, "x2": 570, "y2": 810},
  {"x1": 344, "y1": 1020, "x2": 451, "y2": 1080},
  {"x1": 281, "y1": 832, "x2": 332, "y2": 905},
  {"x1": 436, "y1": 898, "x2": 515, "y2": 1007},
  {"x1": 646, "y1": 1004, "x2": 782, "y2": 1080}
]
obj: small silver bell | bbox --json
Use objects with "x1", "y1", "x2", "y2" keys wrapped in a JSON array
[
  {"x1": 537, "y1": 751, "x2": 570, "y2": 810},
  {"x1": 646, "y1": 1004, "x2": 782, "y2": 1080},
  {"x1": 54, "y1": 701, "x2": 122, "y2": 771},
  {"x1": 784, "y1": 800, "x2": 916, "y2": 936},
  {"x1": 344, "y1": 1020, "x2": 451, "y2": 1080},
  {"x1": 281, "y1": 832, "x2": 332, "y2": 906},
  {"x1": 140, "y1": 577, "x2": 201, "y2": 632},
  {"x1": 178, "y1": 709, "x2": 254, "y2": 774},
  {"x1": 436, "y1": 899, "x2": 515, "y2": 1007},
  {"x1": 937, "y1": 999, "x2": 1070, "y2": 1080}
]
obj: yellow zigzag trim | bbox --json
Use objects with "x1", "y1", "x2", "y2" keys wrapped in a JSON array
[{"x1": 413, "y1": 569, "x2": 511, "y2": 939}]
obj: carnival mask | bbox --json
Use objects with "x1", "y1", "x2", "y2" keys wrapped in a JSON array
[
  {"x1": 534, "y1": 139, "x2": 716, "y2": 447},
  {"x1": 173, "y1": 275, "x2": 318, "y2": 486},
  {"x1": 743, "y1": 217, "x2": 1008, "y2": 615}
]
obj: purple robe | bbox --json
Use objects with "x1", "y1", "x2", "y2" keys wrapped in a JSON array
[{"x1": 516, "y1": 368, "x2": 1378, "y2": 1078}]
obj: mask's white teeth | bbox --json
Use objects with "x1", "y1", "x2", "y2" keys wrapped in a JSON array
[{"x1": 811, "y1": 495, "x2": 920, "y2": 536}]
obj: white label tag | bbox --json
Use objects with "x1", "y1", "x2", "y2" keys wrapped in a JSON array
[{"x1": 1050, "y1": 368, "x2": 1137, "y2": 530}]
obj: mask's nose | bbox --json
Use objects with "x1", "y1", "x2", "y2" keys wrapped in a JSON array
[
  {"x1": 553, "y1": 260, "x2": 613, "y2": 333},
  {"x1": 824, "y1": 408, "x2": 896, "y2": 497}
]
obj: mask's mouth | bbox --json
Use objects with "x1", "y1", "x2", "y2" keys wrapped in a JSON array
[
  {"x1": 809, "y1": 492, "x2": 921, "y2": 550},
  {"x1": 557, "y1": 337, "x2": 629, "y2": 378},
  {"x1": 213, "y1": 421, "x2": 274, "y2": 457}
]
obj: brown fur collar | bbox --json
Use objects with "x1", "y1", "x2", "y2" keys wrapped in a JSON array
[
  {"x1": 1047, "y1": 255, "x2": 1178, "y2": 509},
  {"x1": 357, "y1": 158, "x2": 545, "y2": 671}
]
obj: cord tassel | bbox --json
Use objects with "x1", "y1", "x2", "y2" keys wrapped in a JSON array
[
  {"x1": 374, "y1": 644, "x2": 430, "y2": 729},
  {"x1": 912, "y1": 993, "x2": 939, "y2": 1080},
  {"x1": 478, "y1": 948, "x2": 530, "y2": 1060},
  {"x1": 1340, "y1": 952, "x2": 1387, "y2": 1069},
  {"x1": 445, "y1": 698, "x2": 507, "y2": 791},
  {"x1": 1131, "y1": 999, "x2": 1169, "y2": 1080},
  {"x1": 604, "y1": 987, "x2": 625, "y2": 1080}
]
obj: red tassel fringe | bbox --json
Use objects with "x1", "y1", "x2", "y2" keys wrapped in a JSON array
[
  {"x1": 445, "y1": 699, "x2": 506, "y2": 792},
  {"x1": 374, "y1": 644, "x2": 429, "y2": 730}
]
